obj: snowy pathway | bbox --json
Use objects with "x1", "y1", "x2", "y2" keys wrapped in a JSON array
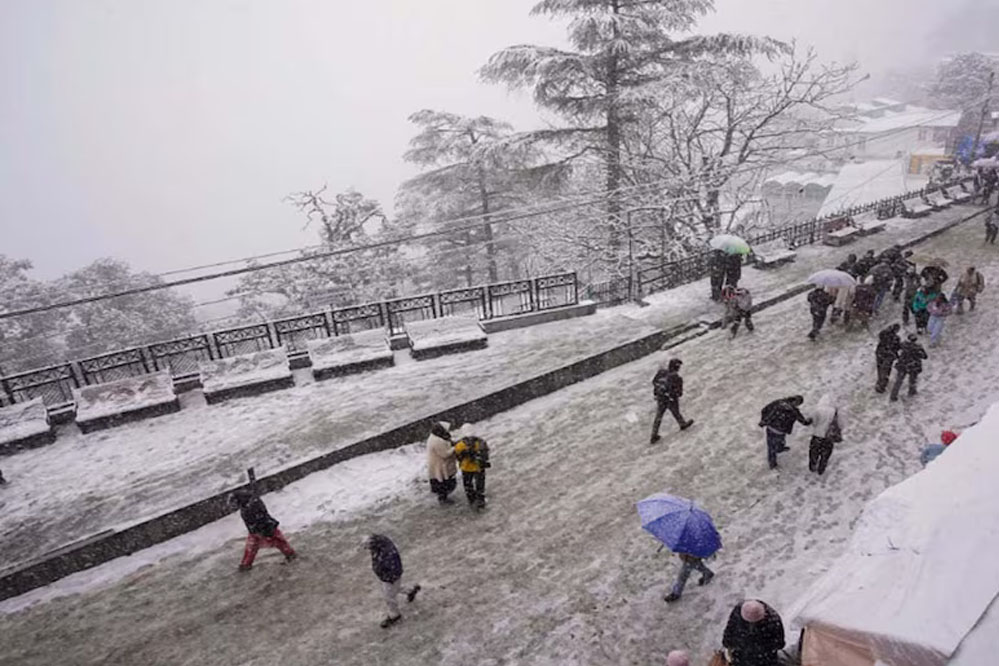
[{"x1": 1, "y1": 213, "x2": 997, "y2": 665}]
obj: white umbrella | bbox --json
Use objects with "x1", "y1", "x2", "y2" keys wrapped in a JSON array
[
  {"x1": 971, "y1": 157, "x2": 999, "y2": 169},
  {"x1": 709, "y1": 234, "x2": 751, "y2": 255},
  {"x1": 807, "y1": 269, "x2": 856, "y2": 288}
]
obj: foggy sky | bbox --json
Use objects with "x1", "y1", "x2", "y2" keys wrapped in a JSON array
[{"x1": 0, "y1": 0, "x2": 980, "y2": 294}]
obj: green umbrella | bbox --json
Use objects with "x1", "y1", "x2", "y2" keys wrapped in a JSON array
[{"x1": 709, "y1": 234, "x2": 752, "y2": 255}]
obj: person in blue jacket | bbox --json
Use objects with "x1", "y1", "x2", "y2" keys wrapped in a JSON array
[
  {"x1": 364, "y1": 534, "x2": 421, "y2": 628},
  {"x1": 921, "y1": 430, "x2": 958, "y2": 466}
]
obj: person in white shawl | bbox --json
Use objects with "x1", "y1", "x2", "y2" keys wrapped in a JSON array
[
  {"x1": 426, "y1": 422, "x2": 457, "y2": 504},
  {"x1": 808, "y1": 395, "x2": 843, "y2": 476}
]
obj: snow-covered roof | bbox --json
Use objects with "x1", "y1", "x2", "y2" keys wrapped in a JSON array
[
  {"x1": 817, "y1": 161, "x2": 906, "y2": 217},
  {"x1": 791, "y1": 400, "x2": 999, "y2": 665},
  {"x1": 764, "y1": 171, "x2": 835, "y2": 188},
  {"x1": 871, "y1": 97, "x2": 903, "y2": 107},
  {"x1": 849, "y1": 106, "x2": 962, "y2": 134}
]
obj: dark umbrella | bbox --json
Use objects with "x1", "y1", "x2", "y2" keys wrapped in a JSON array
[{"x1": 921, "y1": 266, "x2": 949, "y2": 286}]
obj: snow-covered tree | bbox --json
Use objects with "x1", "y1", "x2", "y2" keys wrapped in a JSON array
[
  {"x1": 229, "y1": 187, "x2": 411, "y2": 317},
  {"x1": 929, "y1": 52, "x2": 998, "y2": 135},
  {"x1": 480, "y1": 0, "x2": 785, "y2": 263},
  {"x1": 59, "y1": 258, "x2": 198, "y2": 356},
  {"x1": 0, "y1": 256, "x2": 63, "y2": 374},
  {"x1": 397, "y1": 110, "x2": 562, "y2": 288}
]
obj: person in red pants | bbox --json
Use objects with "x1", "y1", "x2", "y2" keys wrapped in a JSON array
[{"x1": 231, "y1": 488, "x2": 297, "y2": 571}]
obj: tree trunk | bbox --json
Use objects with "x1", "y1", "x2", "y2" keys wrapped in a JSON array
[
  {"x1": 605, "y1": 1, "x2": 623, "y2": 264},
  {"x1": 463, "y1": 231, "x2": 474, "y2": 287},
  {"x1": 476, "y1": 165, "x2": 498, "y2": 282}
]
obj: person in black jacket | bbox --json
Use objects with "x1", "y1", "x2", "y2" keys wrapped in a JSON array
[
  {"x1": 231, "y1": 488, "x2": 297, "y2": 571},
  {"x1": 759, "y1": 396, "x2": 811, "y2": 469},
  {"x1": 890, "y1": 334, "x2": 928, "y2": 402},
  {"x1": 722, "y1": 599, "x2": 785, "y2": 666},
  {"x1": 874, "y1": 324, "x2": 901, "y2": 393},
  {"x1": 837, "y1": 253, "x2": 858, "y2": 276},
  {"x1": 806, "y1": 287, "x2": 834, "y2": 340},
  {"x1": 853, "y1": 249, "x2": 877, "y2": 279},
  {"x1": 724, "y1": 253, "x2": 743, "y2": 289},
  {"x1": 708, "y1": 250, "x2": 726, "y2": 301},
  {"x1": 901, "y1": 268, "x2": 920, "y2": 326},
  {"x1": 364, "y1": 534, "x2": 421, "y2": 628},
  {"x1": 650, "y1": 358, "x2": 694, "y2": 443}
]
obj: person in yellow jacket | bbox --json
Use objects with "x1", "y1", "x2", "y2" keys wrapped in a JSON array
[{"x1": 453, "y1": 434, "x2": 490, "y2": 510}]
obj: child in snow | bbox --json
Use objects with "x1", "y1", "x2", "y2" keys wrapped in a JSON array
[
  {"x1": 663, "y1": 552, "x2": 714, "y2": 603},
  {"x1": 231, "y1": 488, "x2": 297, "y2": 571},
  {"x1": 926, "y1": 293, "x2": 954, "y2": 346},
  {"x1": 722, "y1": 285, "x2": 754, "y2": 337},
  {"x1": 364, "y1": 533, "x2": 421, "y2": 628},
  {"x1": 921, "y1": 430, "x2": 958, "y2": 466},
  {"x1": 454, "y1": 433, "x2": 490, "y2": 510}
]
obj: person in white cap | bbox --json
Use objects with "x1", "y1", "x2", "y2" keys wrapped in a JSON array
[
  {"x1": 426, "y1": 422, "x2": 457, "y2": 504},
  {"x1": 665, "y1": 649, "x2": 689, "y2": 666},
  {"x1": 722, "y1": 599, "x2": 785, "y2": 666}
]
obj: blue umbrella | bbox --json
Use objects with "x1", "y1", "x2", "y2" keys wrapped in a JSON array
[{"x1": 636, "y1": 493, "x2": 722, "y2": 558}]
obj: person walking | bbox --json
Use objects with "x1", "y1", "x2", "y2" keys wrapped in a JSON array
[
  {"x1": 722, "y1": 600, "x2": 786, "y2": 666},
  {"x1": 911, "y1": 285, "x2": 934, "y2": 334},
  {"x1": 901, "y1": 268, "x2": 920, "y2": 326},
  {"x1": 453, "y1": 433, "x2": 490, "y2": 510},
  {"x1": 231, "y1": 488, "x2": 297, "y2": 572},
  {"x1": 853, "y1": 249, "x2": 877, "y2": 280},
  {"x1": 890, "y1": 252, "x2": 914, "y2": 302},
  {"x1": 837, "y1": 253, "x2": 858, "y2": 276},
  {"x1": 954, "y1": 266, "x2": 985, "y2": 314},
  {"x1": 650, "y1": 358, "x2": 694, "y2": 443},
  {"x1": 724, "y1": 252, "x2": 743, "y2": 290},
  {"x1": 830, "y1": 283, "x2": 855, "y2": 326},
  {"x1": 723, "y1": 286, "x2": 754, "y2": 337},
  {"x1": 890, "y1": 334, "x2": 928, "y2": 402},
  {"x1": 807, "y1": 286, "x2": 834, "y2": 340},
  {"x1": 869, "y1": 259, "x2": 894, "y2": 312},
  {"x1": 985, "y1": 211, "x2": 998, "y2": 245},
  {"x1": 663, "y1": 552, "x2": 715, "y2": 603},
  {"x1": 848, "y1": 279, "x2": 877, "y2": 331},
  {"x1": 363, "y1": 534, "x2": 421, "y2": 628},
  {"x1": 926, "y1": 293, "x2": 954, "y2": 347},
  {"x1": 759, "y1": 396, "x2": 812, "y2": 470},
  {"x1": 708, "y1": 250, "x2": 726, "y2": 301},
  {"x1": 874, "y1": 323, "x2": 901, "y2": 393},
  {"x1": 807, "y1": 395, "x2": 842, "y2": 476},
  {"x1": 426, "y1": 421, "x2": 457, "y2": 505}
]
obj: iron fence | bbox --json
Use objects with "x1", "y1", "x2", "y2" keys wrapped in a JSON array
[
  {"x1": 438, "y1": 286, "x2": 488, "y2": 319},
  {"x1": 272, "y1": 312, "x2": 331, "y2": 354},
  {"x1": 1, "y1": 363, "x2": 79, "y2": 410},
  {"x1": 148, "y1": 335, "x2": 214, "y2": 380},
  {"x1": 486, "y1": 279, "x2": 534, "y2": 318},
  {"x1": 535, "y1": 272, "x2": 578, "y2": 311},
  {"x1": 331, "y1": 302, "x2": 385, "y2": 335},
  {"x1": 213, "y1": 323, "x2": 274, "y2": 358},
  {"x1": 78, "y1": 348, "x2": 150, "y2": 385},
  {"x1": 581, "y1": 277, "x2": 631, "y2": 308},
  {"x1": 385, "y1": 294, "x2": 437, "y2": 336}
]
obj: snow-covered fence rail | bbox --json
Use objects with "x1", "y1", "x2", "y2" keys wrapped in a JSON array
[
  {"x1": 212, "y1": 323, "x2": 274, "y2": 358},
  {"x1": 0, "y1": 363, "x2": 79, "y2": 418},
  {"x1": 77, "y1": 347, "x2": 151, "y2": 386},
  {"x1": 147, "y1": 334, "x2": 214, "y2": 388}
]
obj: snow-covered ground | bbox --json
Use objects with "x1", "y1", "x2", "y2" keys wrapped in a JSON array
[{"x1": 0, "y1": 209, "x2": 996, "y2": 665}]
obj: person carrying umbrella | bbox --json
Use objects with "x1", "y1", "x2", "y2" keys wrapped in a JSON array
[
  {"x1": 806, "y1": 270, "x2": 854, "y2": 336},
  {"x1": 890, "y1": 334, "x2": 928, "y2": 402},
  {"x1": 636, "y1": 494, "x2": 721, "y2": 604},
  {"x1": 650, "y1": 358, "x2": 694, "y2": 443},
  {"x1": 722, "y1": 600, "x2": 786, "y2": 666},
  {"x1": 759, "y1": 396, "x2": 812, "y2": 470}
]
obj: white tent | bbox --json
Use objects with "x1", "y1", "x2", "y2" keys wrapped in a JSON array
[{"x1": 790, "y1": 402, "x2": 999, "y2": 666}]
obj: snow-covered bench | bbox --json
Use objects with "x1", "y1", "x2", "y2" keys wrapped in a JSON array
[
  {"x1": 74, "y1": 372, "x2": 180, "y2": 433},
  {"x1": 901, "y1": 200, "x2": 933, "y2": 218},
  {"x1": 823, "y1": 219, "x2": 861, "y2": 247},
  {"x1": 200, "y1": 347, "x2": 294, "y2": 405},
  {"x1": 854, "y1": 215, "x2": 887, "y2": 236},
  {"x1": 307, "y1": 330, "x2": 394, "y2": 380},
  {"x1": 752, "y1": 241, "x2": 797, "y2": 269},
  {"x1": 0, "y1": 398, "x2": 56, "y2": 454},
  {"x1": 924, "y1": 193, "x2": 953, "y2": 210},
  {"x1": 407, "y1": 316, "x2": 488, "y2": 361},
  {"x1": 943, "y1": 186, "x2": 974, "y2": 204}
]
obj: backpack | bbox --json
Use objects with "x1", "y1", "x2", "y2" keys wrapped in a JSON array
[
  {"x1": 457, "y1": 436, "x2": 490, "y2": 468},
  {"x1": 826, "y1": 410, "x2": 843, "y2": 444}
]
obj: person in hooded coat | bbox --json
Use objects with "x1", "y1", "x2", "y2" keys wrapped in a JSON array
[
  {"x1": 869, "y1": 260, "x2": 894, "y2": 312},
  {"x1": 901, "y1": 267, "x2": 920, "y2": 326},
  {"x1": 874, "y1": 323, "x2": 901, "y2": 393},
  {"x1": 724, "y1": 253, "x2": 743, "y2": 289},
  {"x1": 921, "y1": 430, "x2": 958, "y2": 466},
  {"x1": 985, "y1": 211, "x2": 998, "y2": 245},
  {"x1": 807, "y1": 395, "x2": 843, "y2": 475},
  {"x1": 650, "y1": 358, "x2": 694, "y2": 443},
  {"x1": 890, "y1": 252, "x2": 914, "y2": 302},
  {"x1": 426, "y1": 422, "x2": 457, "y2": 504},
  {"x1": 910, "y1": 285, "x2": 935, "y2": 334},
  {"x1": 890, "y1": 334, "x2": 928, "y2": 402},
  {"x1": 231, "y1": 488, "x2": 297, "y2": 571},
  {"x1": 807, "y1": 286, "x2": 835, "y2": 340},
  {"x1": 722, "y1": 599, "x2": 785, "y2": 666},
  {"x1": 853, "y1": 249, "x2": 877, "y2": 279},
  {"x1": 954, "y1": 266, "x2": 985, "y2": 314},
  {"x1": 759, "y1": 396, "x2": 811, "y2": 470},
  {"x1": 837, "y1": 253, "x2": 858, "y2": 276},
  {"x1": 364, "y1": 533, "x2": 421, "y2": 628},
  {"x1": 708, "y1": 250, "x2": 726, "y2": 301}
]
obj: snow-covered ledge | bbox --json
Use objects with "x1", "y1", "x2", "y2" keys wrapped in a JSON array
[
  {"x1": 308, "y1": 330, "x2": 394, "y2": 380},
  {"x1": 200, "y1": 347, "x2": 294, "y2": 405},
  {"x1": 74, "y1": 372, "x2": 180, "y2": 433},
  {"x1": 0, "y1": 398, "x2": 56, "y2": 454},
  {"x1": 406, "y1": 316, "x2": 488, "y2": 360}
]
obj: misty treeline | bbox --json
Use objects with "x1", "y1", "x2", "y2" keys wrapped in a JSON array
[{"x1": 0, "y1": 256, "x2": 196, "y2": 373}]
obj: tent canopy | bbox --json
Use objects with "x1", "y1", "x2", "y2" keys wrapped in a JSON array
[{"x1": 791, "y1": 402, "x2": 999, "y2": 666}]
